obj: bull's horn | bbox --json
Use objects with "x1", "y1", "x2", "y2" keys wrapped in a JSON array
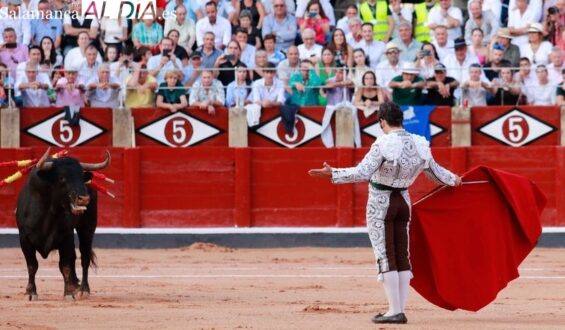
[
  {"x1": 36, "y1": 147, "x2": 53, "y2": 171},
  {"x1": 80, "y1": 150, "x2": 111, "y2": 171}
]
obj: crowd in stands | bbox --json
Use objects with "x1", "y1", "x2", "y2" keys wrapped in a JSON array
[{"x1": 2, "y1": 0, "x2": 565, "y2": 111}]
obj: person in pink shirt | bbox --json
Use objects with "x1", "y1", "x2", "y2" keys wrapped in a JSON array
[
  {"x1": 0, "y1": 28, "x2": 29, "y2": 81},
  {"x1": 55, "y1": 68, "x2": 86, "y2": 107},
  {"x1": 298, "y1": 0, "x2": 331, "y2": 45}
]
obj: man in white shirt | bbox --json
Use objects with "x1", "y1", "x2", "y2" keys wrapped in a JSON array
[
  {"x1": 86, "y1": 64, "x2": 121, "y2": 108},
  {"x1": 0, "y1": 0, "x2": 32, "y2": 46},
  {"x1": 195, "y1": 1, "x2": 231, "y2": 50},
  {"x1": 77, "y1": 45, "x2": 101, "y2": 83},
  {"x1": 346, "y1": 17, "x2": 363, "y2": 47},
  {"x1": 147, "y1": 38, "x2": 183, "y2": 84},
  {"x1": 297, "y1": 28, "x2": 323, "y2": 62},
  {"x1": 14, "y1": 45, "x2": 48, "y2": 90},
  {"x1": 426, "y1": 0, "x2": 463, "y2": 41},
  {"x1": 16, "y1": 62, "x2": 51, "y2": 107},
  {"x1": 432, "y1": 25, "x2": 454, "y2": 62},
  {"x1": 235, "y1": 28, "x2": 255, "y2": 69},
  {"x1": 376, "y1": 42, "x2": 407, "y2": 94},
  {"x1": 277, "y1": 45, "x2": 300, "y2": 87},
  {"x1": 353, "y1": 23, "x2": 386, "y2": 68},
  {"x1": 547, "y1": 47, "x2": 564, "y2": 86},
  {"x1": 522, "y1": 64, "x2": 556, "y2": 105},
  {"x1": 444, "y1": 37, "x2": 485, "y2": 100},
  {"x1": 252, "y1": 62, "x2": 286, "y2": 107},
  {"x1": 164, "y1": 5, "x2": 196, "y2": 53}
]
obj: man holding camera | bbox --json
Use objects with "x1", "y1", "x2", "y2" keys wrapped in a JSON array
[{"x1": 147, "y1": 37, "x2": 183, "y2": 85}]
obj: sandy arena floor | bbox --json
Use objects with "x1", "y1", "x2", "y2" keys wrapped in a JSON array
[{"x1": 0, "y1": 245, "x2": 564, "y2": 330}]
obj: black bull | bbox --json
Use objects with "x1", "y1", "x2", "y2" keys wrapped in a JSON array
[{"x1": 16, "y1": 149, "x2": 110, "y2": 300}]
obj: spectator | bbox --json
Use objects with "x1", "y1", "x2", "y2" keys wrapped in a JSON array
[
  {"x1": 111, "y1": 46, "x2": 134, "y2": 80},
  {"x1": 189, "y1": 69, "x2": 225, "y2": 115},
  {"x1": 64, "y1": 31, "x2": 102, "y2": 71},
  {"x1": 522, "y1": 64, "x2": 556, "y2": 105},
  {"x1": 55, "y1": 68, "x2": 86, "y2": 107},
  {"x1": 495, "y1": 28, "x2": 520, "y2": 67},
  {"x1": 544, "y1": 4, "x2": 565, "y2": 46},
  {"x1": 391, "y1": 21, "x2": 422, "y2": 63},
  {"x1": 465, "y1": 0, "x2": 499, "y2": 44},
  {"x1": 236, "y1": 10, "x2": 262, "y2": 49},
  {"x1": 198, "y1": 0, "x2": 237, "y2": 21},
  {"x1": 548, "y1": 47, "x2": 565, "y2": 86},
  {"x1": 135, "y1": 46, "x2": 152, "y2": 65},
  {"x1": 235, "y1": 28, "x2": 256, "y2": 68},
  {"x1": 316, "y1": 47, "x2": 336, "y2": 105},
  {"x1": 232, "y1": 0, "x2": 266, "y2": 29},
  {"x1": 50, "y1": 65, "x2": 63, "y2": 91},
  {"x1": 39, "y1": 36, "x2": 62, "y2": 69},
  {"x1": 263, "y1": 34, "x2": 285, "y2": 66},
  {"x1": 104, "y1": 45, "x2": 120, "y2": 63},
  {"x1": 426, "y1": 0, "x2": 463, "y2": 41},
  {"x1": 514, "y1": 57, "x2": 537, "y2": 87},
  {"x1": 262, "y1": 0, "x2": 295, "y2": 17},
  {"x1": 376, "y1": 42, "x2": 406, "y2": 95},
  {"x1": 461, "y1": 63, "x2": 494, "y2": 106},
  {"x1": 431, "y1": 25, "x2": 454, "y2": 61},
  {"x1": 147, "y1": 37, "x2": 183, "y2": 84},
  {"x1": 132, "y1": 19, "x2": 164, "y2": 51},
  {"x1": 183, "y1": 51, "x2": 204, "y2": 88},
  {"x1": 14, "y1": 46, "x2": 47, "y2": 91},
  {"x1": 336, "y1": 5, "x2": 359, "y2": 35},
  {"x1": 31, "y1": 0, "x2": 62, "y2": 49},
  {"x1": 519, "y1": 23, "x2": 553, "y2": 66},
  {"x1": 298, "y1": 28, "x2": 323, "y2": 62},
  {"x1": 226, "y1": 64, "x2": 251, "y2": 107},
  {"x1": 262, "y1": 0, "x2": 298, "y2": 51},
  {"x1": 296, "y1": 0, "x2": 336, "y2": 27},
  {"x1": 298, "y1": 0, "x2": 331, "y2": 46},
  {"x1": 323, "y1": 65, "x2": 353, "y2": 104},
  {"x1": 354, "y1": 70, "x2": 384, "y2": 109},
  {"x1": 358, "y1": 0, "x2": 394, "y2": 42},
  {"x1": 125, "y1": 64, "x2": 157, "y2": 108},
  {"x1": 276, "y1": 45, "x2": 300, "y2": 87},
  {"x1": 389, "y1": 0, "x2": 413, "y2": 40},
  {"x1": 196, "y1": 1, "x2": 232, "y2": 50},
  {"x1": 424, "y1": 62, "x2": 459, "y2": 106},
  {"x1": 62, "y1": 1, "x2": 98, "y2": 55},
  {"x1": 214, "y1": 40, "x2": 245, "y2": 86},
  {"x1": 468, "y1": 28, "x2": 489, "y2": 65},
  {"x1": 16, "y1": 63, "x2": 51, "y2": 107},
  {"x1": 164, "y1": 5, "x2": 196, "y2": 54},
  {"x1": 0, "y1": 28, "x2": 29, "y2": 79},
  {"x1": 252, "y1": 50, "x2": 268, "y2": 81},
  {"x1": 484, "y1": 43, "x2": 512, "y2": 81},
  {"x1": 0, "y1": 63, "x2": 10, "y2": 107},
  {"x1": 156, "y1": 69, "x2": 187, "y2": 112},
  {"x1": 353, "y1": 23, "x2": 386, "y2": 70},
  {"x1": 327, "y1": 28, "x2": 353, "y2": 67},
  {"x1": 415, "y1": 42, "x2": 440, "y2": 79},
  {"x1": 167, "y1": 29, "x2": 189, "y2": 65},
  {"x1": 348, "y1": 48, "x2": 372, "y2": 88},
  {"x1": 77, "y1": 45, "x2": 102, "y2": 83},
  {"x1": 345, "y1": 17, "x2": 363, "y2": 47},
  {"x1": 99, "y1": 17, "x2": 128, "y2": 52},
  {"x1": 389, "y1": 62, "x2": 426, "y2": 105},
  {"x1": 252, "y1": 62, "x2": 285, "y2": 107},
  {"x1": 0, "y1": 0, "x2": 31, "y2": 46},
  {"x1": 288, "y1": 59, "x2": 321, "y2": 106},
  {"x1": 444, "y1": 37, "x2": 482, "y2": 87},
  {"x1": 508, "y1": 0, "x2": 538, "y2": 47},
  {"x1": 556, "y1": 69, "x2": 565, "y2": 105},
  {"x1": 86, "y1": 64, "x2": 121, "y2": 108},
  {"x1": 196, "y1": 31, "x2": 223, "y2": 69},
  {"x1": 165, "y1": 0, "x2": 200, "y2": 22},
  {"x1": 489, "y1": 65, "x2": 523, "y2": 105}
]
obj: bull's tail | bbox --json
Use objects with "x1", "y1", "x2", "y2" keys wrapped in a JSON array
[{"x1": 90, "y1": 250, "x2": 98, "y2": 270}]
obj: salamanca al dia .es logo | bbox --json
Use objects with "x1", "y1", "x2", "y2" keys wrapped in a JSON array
[{"x1": 82, "y1": 0, "x2": 163, "y2": 19}]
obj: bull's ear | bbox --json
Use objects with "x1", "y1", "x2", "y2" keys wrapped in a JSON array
[{"x1": 83, "y1": 171, "x2": 94, "y2": 182}]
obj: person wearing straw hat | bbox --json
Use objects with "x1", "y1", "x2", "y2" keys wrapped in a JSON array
[
  {"x1": 519, "y1": 23, "x2": 553, "y2": 66},
  {"x1": 389, "y1": 62, "x2": 426, "y2": 105},
  {"x1": 494, "y1": 28, "x2": 520, "y2": 67},
  {"x1": 309, "y1": 101, "x2": 461, "y2": 325},
  {"x1": 376, "y1": 42, "x2": 407, "y2": 94}
]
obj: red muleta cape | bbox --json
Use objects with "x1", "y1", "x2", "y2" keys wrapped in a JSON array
[{"x1": 410, "y1": 166, "x2": 546, "y2": 312}]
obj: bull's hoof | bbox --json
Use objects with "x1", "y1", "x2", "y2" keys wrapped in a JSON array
[
  {"x1": 76, "y1": 291, "x2": 90, "y2": 300},
  {"x1": 64, "y1": 294, "x2": 76, "y2": 301},
  {"x1": 27, "y1": 294, "x2": 38, "y2": 301}
]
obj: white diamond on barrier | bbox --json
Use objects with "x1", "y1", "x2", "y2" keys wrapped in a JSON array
[{"x1": 478, "y1": 109, "x2": 555, "y2": 147}]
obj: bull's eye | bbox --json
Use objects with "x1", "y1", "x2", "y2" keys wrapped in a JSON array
[{"x1": 59, "y1": 176, "x2": 66, "y2": 183}]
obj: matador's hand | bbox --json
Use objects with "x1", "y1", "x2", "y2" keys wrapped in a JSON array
[{"x1": 308, "y1": 162, "x2": 333, "y2": 177}]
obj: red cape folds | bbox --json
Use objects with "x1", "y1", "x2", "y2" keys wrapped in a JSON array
[{"x1": 410, "y1": 166, "x2": 546, "y2": 312}]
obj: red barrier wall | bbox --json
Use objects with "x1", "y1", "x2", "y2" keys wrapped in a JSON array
[{"x1": 0, "y1": 146, "x2": 564, "y2": 228}]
